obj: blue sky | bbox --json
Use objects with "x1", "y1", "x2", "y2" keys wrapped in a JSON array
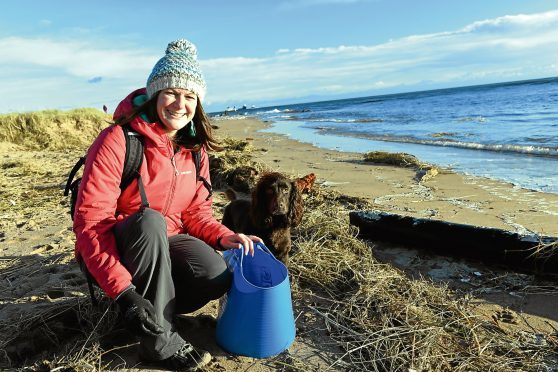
[{"x1": 1, "y1": 0, "x2": 558, "y2": 113}]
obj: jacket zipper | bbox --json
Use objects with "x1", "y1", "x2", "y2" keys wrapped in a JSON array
[
  {"x1": 171, "y1": 156, "x2": 179, "y2": 176},
  {"x1": 162, "y1": 147, "x2": 179, "y2": 216}
]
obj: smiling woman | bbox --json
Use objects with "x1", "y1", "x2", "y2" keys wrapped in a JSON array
[
  {"x1": 156, "y1": 88, "x2": 198, "y2": 137},
  {"x1": 71, "y1": 38, "x2": 262, "y2": 371}
]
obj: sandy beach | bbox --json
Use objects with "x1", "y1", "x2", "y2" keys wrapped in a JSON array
[{"x1": 214, "y1": 117, "x2": 558, "y2": 236}]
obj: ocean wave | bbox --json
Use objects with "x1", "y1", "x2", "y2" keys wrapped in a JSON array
[
  {"x1": 315, "y1": 128, "x2": 558, "y2": 157},
  {"x1": 429, "y1": 141, "x2": 558, "y2": 157},
  {"x1": 261, "y1": 108, "x2": 311, "y2": 115},
  {"x1": 261, "y1": 108, "x2": 282, "y2": 114},
  {"x1": 351, "y1": 118, "x2": 384, "y2": 123},
  {"x1": 291, "y1": 117, "x2": 384, "y2": 123},
  {"x1": 456, "y1": 116, "x2": 487, "y2": 123},
  {"x1": 283, "y1": 108, "x2": 311, "y2": 113}
]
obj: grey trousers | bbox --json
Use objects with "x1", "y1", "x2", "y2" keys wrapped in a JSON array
[{"x1": 114, "y1": 208, "x2": 231, "y2": 360}]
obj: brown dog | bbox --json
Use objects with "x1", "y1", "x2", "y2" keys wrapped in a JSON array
[{"x1": 222, "y1": 172, "x2": 304, "y2": 265}]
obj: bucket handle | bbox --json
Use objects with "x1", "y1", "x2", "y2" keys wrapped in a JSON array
[
  {"x1": 239, "y1": 242, "x2": 278, "y2": 268},
  {"x1": 254, "y1": 242, "x2": 274, "y2": 256},
  {"x1": 224, "y1": 242, "x2": 275, "y2": 272}
]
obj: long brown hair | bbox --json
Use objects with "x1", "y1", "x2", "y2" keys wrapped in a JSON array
[{"x1": 115, "y1": 92, "x2": 222, "y2": 151}]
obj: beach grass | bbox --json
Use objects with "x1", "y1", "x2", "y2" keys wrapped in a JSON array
[{"x1": 0, "y1": 108, "x2": 110, "y2": 150}]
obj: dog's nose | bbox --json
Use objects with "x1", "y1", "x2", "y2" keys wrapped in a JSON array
[{"x1": 276, "y1": 201, "x2": 289, "y2": 214}]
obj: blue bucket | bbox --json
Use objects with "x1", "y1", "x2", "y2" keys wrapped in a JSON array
[{"x1": 216, "y1": 242, "x2": 296, "y2": 358}]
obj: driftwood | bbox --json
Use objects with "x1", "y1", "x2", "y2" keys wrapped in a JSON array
[{"x1": 349, "y1": 210, "x2": 558, "y2": 274}]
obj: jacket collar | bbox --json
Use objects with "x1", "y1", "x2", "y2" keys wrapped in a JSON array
[{"x1": 113, "y1": 88, "x2": 173, "y2": 152}]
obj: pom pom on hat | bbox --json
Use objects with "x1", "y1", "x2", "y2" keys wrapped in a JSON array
[{"x1": 146, "y1": 39, "x2": 207, "y2": 101}]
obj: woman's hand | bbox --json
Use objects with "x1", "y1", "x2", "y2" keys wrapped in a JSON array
[{"x1": 219, "y1": 233, "x2": 263, "y2": 256}]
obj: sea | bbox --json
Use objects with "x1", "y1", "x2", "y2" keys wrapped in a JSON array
[{"x1": 212, "y1": 77, "x2": 558, "y2": 193}]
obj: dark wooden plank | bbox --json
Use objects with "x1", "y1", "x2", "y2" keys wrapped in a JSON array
[{"x1": 349, "y1": 210, "x2": 558, "y2": 274}]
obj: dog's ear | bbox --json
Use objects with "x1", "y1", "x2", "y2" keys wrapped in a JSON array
[
  {"x1": 288, "y1": 181, "x2": 304, "y2": 227},
  {"x1": 294, "y1": 173, "x2": 316, "y2": 194},
  {"x1": 251, "y1": 179, "x2": 270, "y2": 228}
]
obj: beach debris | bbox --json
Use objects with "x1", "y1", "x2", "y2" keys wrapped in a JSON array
[
  {"x1": 223, "y1": 138, "x2": 252, "y2": 151},
  {"x1": 431, "y1": 132, "x2": 457, "y2": 138},
  {"x1": 226, "y1": 166, "x2": 259, "y2": 193},
  {"x1": 349, "y1": 210, "x2": 558, "y2": 274},
  {"x1": 518, "y1": 331, "x2": 549, "y2": 347},
  {"x1": 414, "y1": 166, "x2": 439, "y2": 183},
  {"x1": 320, "y1": 180, "x2": 350, "y2": 187},
  {"x1": 363, "y1": 151, "x2": 440, "y2": 182},
  {"x1": 364, "y1": 151, "x2": 422, "y2": 167}
]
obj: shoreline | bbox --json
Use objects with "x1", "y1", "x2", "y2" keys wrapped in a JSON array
[
  {"x1": 213, "y1": 116, "x2": 558, "y2": 236},
  {"x1": 257, "y1": 118, "x2": 558, "y2": 194}
]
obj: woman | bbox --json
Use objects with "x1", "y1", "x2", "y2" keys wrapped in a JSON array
[{"x1": 73, "y1": 39, "x2": 261, "y2": 370}]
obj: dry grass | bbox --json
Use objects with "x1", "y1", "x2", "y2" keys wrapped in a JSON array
[
  {"x1": 529, "y1": 240, "x2": 558, "y2": 259},
  {"x1": 0, "y1": 253, "x2": 122, "y2": 370},
  {"x1": 0, "y1": 108, "x2": 110, "y2": 150},
  {"x1": 289, "y1": 191, "x2": 558, "y2": 371}
]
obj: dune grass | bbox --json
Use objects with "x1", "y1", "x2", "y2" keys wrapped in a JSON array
[{"x1": 0, "y1": 108, "x2": 110, "y2": 150}]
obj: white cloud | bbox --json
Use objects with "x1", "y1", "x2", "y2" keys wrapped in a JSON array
[
  {"x1": 462, "y1": 10, "x2": 558, "y2": 33},
  {"x1": 0, "y1": 37, "x2": 156, "y2": 113},
  {"x1": 0, "y1": 37, "x2": 155, "y2": 79},
  {"x1": 2, "y1": 10, "x2": 558, "y2": 113},
  {"x1": 203, "y1": 10, "x2": 558, "y2": 107}
]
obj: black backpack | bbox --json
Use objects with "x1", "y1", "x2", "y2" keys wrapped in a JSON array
[{"x1": 64, "y1": 124, "x2": 212, "y2": 220}]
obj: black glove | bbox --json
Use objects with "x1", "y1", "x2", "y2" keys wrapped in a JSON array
[{"x1": 116, "y1": 288, "x2": 164, "y2": 337}]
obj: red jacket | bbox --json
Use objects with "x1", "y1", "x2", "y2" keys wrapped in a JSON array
[{"x1": 73, "y1": 88, "x2": 232, "y2": 298}]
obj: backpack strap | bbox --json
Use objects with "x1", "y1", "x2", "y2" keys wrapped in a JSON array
[
  {"x1": 120, "y1": 124, "x2": 144, "y2": 192},
  {"x1": 64, "y1": 156, "x2": 86, "y2": 197},
  {"x1": 192, "y1": 150, "x2": 213, "y2": 201}
]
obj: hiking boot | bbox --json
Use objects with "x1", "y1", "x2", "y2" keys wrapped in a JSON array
[{"x1": 161, "y1": 343, "x2": 211, "y2": 371}]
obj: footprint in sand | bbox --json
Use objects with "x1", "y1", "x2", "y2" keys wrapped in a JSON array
[{"x1": 493, "y1": 308, "x2": 519, "y2": 324}]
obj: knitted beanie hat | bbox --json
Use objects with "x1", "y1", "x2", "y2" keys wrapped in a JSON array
[{"x1": 146, "y1": 39, "x2": 207, "y2": 101}]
